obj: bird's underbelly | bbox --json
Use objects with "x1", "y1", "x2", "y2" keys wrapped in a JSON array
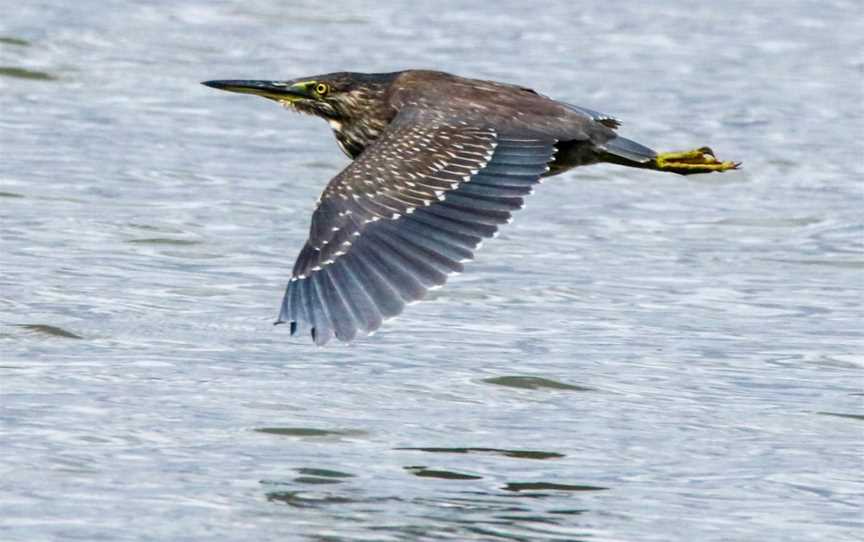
[{"x1": 545, "y1": 139, "x2": 602, "y2": 177}]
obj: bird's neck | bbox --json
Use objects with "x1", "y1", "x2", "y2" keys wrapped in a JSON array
[{"x1": 329, "y1": 116, "x2": 388, "y2": 159}]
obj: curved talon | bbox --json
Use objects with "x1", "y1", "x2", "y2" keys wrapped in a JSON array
[{"x1": 655, "y1": 147, "x2": 740, "y2": 174}]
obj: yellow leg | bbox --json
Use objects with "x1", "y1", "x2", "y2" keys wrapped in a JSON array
[{"x1": 655, "y1": 147, "x2": 740, "y2": 174}]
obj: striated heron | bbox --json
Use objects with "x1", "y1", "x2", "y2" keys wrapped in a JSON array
[{"x1": 202, "y1": 70, "x2": 739, "y2": 345}]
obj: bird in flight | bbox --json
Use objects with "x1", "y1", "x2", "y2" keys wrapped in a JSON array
[{"x1": 202, "y1": 70, "x2": 739, "y2": 345}]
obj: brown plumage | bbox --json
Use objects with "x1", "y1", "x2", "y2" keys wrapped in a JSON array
[{"x1": 202, "y1": 70, "x2": 739, "y2": 344}]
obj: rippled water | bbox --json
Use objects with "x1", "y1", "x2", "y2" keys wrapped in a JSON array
[{"x1": 2, "y1": 1, "x2": 862, "y2": 541}]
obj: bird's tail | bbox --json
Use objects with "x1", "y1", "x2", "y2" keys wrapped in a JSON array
[{"x1": 602, "y1": 136, "x2": 740, "y2": 175}]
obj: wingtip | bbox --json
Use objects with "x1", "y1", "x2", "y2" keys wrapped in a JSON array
[
  {"x1": 311, "y1": 327, "x2": 331, "y2": 346},
  {"x1": 274, "y1": 319, "x2": 300, "y2": 338}
]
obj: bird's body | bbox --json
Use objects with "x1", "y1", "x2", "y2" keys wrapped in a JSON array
[{"x1": 203, "y1": 70, "x2": 739, "y2": 344}]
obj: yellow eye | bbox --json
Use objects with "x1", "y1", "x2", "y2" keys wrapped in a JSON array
[{"x1": 314, "y1": 83, "x2": 329, "y2": 96}]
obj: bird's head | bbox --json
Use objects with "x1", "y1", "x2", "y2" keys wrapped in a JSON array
[{"x1": 202, "y1": 72, "x2": 397, "y2": 126}]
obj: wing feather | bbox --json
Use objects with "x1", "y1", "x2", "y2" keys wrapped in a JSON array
[{"x1": 277, "y1": 110, "x2": 557, "y2": 344}]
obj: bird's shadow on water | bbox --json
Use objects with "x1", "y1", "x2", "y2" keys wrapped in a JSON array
[{"x1": 253, "y1": 375, "x2": 604, "y2": 540}]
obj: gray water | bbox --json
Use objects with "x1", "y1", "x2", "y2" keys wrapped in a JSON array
[{"x1": 2, "y1": 1, "x2": 863, "y2": 540}]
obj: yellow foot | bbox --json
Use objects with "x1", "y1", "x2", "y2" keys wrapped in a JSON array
[{"x1": 655, "y1": 147, "x2": 740, "y2": 175}]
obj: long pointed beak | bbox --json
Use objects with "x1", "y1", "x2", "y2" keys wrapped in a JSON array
[{"x1": 201, "y1": 80, "x2": 308, "y2": 101}]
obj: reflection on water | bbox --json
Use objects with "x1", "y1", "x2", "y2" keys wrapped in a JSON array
[
  {"x1": 502, "y1": 482, "x2": 608, "y2": 493},
  {"x1": 263, "y1": 484, "x2": 600, "y2": 541},
  {"x1": 293, "y1": 476, "x2": 345, "y2": 485},
  {"x1": 15, "y1": 324, "x2": 83, "y2": 339},
  {"x1": 395, "y1": 447, "x2": 565, "y2": 460},
  {"x1": 482, "y1": 375, "x2": 594, "y2": 391},
  {"x1": 0, "y1": 66, "x2": 56, "y2": 80},
  {"x1": 265, "y1": 490, "x2": 360, "y2": 508},
  {"x1": 295, "y1": 468, "x2": 355, "y2": 479},
  {"x1": 0, "y1": 36, "x2": 31, "y2": 46},
  {"x1": 405, "y1": 466, "x2": 484, "y2": 480}
]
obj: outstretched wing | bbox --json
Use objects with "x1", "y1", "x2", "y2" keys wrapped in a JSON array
[{"x1": 277, "y1": 110, "x2": 558, "y2": 344}]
